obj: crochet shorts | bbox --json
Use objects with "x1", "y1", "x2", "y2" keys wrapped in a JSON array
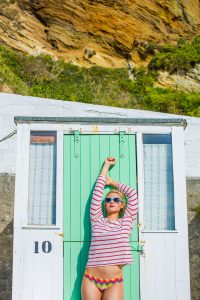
[{"x1": 84, "y1": 270, "x2": 123, "y2": 292}]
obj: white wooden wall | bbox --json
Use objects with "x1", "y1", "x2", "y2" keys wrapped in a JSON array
[
  {"x1": 12, "y1": 122, "x2": 191, "y2": 300},
  {"x1": 138, "y1": 127, "x2": 191, "y2": 300},
  {"x1": 12, "y1": 124, "x2": 63, "y2": 300}
]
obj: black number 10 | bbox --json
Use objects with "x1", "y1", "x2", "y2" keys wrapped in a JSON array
[{"x1": 34, "y1": 241, "x2": 52, "y2": 253}]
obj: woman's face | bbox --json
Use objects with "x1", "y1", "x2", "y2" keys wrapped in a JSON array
[{"x1": 104, "y1": 192, "x2": 124, "y2": 215}]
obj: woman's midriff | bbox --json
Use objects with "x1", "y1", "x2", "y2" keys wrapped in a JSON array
[{"x1": 85, "y1": 265, "x2": 125, "y2": 278}]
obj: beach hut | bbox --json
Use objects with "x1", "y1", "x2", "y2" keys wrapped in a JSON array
[{"x1": 12, "y1": 115, "x2": 191, "y2": 300}]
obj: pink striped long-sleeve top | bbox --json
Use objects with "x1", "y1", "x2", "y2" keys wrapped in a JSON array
[{"x1": 86, "y1": 175, "x2": 138, "y2": 267}]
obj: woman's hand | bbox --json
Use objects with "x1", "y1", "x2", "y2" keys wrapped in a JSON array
[
  {"x1": 105, "y1": 157, "x2": 117, "y2": 167},
  {"x1": 105, "y1": 176, "x2": 118, "y2": 188},
  {"x1": 105, "y1": 176, "x2": 112, "y2": 186},
  {"x1": 100, "y1": 157, "x2": 116, "y2": 178}
]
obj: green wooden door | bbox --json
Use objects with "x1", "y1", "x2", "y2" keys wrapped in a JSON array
[{"x1": 63, "y1": 132, "x2": 140, "y2": 300}]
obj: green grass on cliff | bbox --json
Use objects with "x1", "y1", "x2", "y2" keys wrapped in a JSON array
[
  {"x1": 149, "y1": 36, "x2": 200, "y2": 74},
  {"x1": 0, "y1": 36, "x2": 200, "y2": 117}
]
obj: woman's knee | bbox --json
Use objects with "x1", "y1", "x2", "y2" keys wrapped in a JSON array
[{"x1": 81, "y1": 276, "x2": 102, "y2": 300}]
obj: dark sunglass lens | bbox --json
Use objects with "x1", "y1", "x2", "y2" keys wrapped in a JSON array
[
  {"x1": 114, "y1": 198, "x2": 121, "y2": 203},
  {"x1": 105, "y1": 198, "x2": 112, "y2": 203}
]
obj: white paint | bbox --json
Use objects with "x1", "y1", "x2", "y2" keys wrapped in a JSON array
[
  {"x1": 137, "y1": 126, "x2": 190, "y2": 300},
  {"x1": 0, "y1": 92, "x2": 200, "y2": 177},
  {"x1": 12, "y1": 123, "x2": 63, "y2": 300},
  {"x1": 172, "y1": 127, "x2": 191, "y2": 297},
  {"x1": 12, "y1": 122, "x2": 191, "y2": 300}
]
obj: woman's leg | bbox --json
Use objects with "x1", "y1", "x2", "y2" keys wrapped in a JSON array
[
  {"x1": 81, "y1": 276, "x2": 102, "y2": 300},
  {"x1": 102, "y1": 281, "x2": 124, "y2": 300}
]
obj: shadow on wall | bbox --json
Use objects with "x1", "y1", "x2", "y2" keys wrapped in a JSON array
[
  {"x1": 0, "y1": 218, "x2": 13, "y2": 300},
  {"x1": 69, "y1": 186, "x2": 95, "y2": 299}
]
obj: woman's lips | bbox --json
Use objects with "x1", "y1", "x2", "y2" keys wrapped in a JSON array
[{"x1": 109, "y1": 205, "x2": 115, "y2": 208}]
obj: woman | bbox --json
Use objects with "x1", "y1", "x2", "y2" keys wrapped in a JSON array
[{"x1": 81, "y1": 157, "x2": 138, "y2": 300}]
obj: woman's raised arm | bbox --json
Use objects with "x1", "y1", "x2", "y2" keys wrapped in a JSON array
[
  {"x1": 117, "y1": 181, "x2": 138, "y2": 225},
  {"x1": 90, "y1": 175, "x2": 106, "y2": 223},
  {"x1": 90, "y1": 157, "x2": 116, "y2": 224}
]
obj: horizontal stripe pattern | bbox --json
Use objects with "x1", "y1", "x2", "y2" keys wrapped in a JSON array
[{"x1": 87, "y1": 175, "x2": 138, "y2": 267}]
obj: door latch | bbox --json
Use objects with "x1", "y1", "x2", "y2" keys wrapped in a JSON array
[
  {"x1": 137, "y1": 222, "x2": 144, "y2": 230},
  {"x1": 131, "y1": 241, "x2": 145, "y2": 256},
  {"x1": 55, "y1": 232, "x2": 64, "y2": 237},
  {"x1": 131, "y1": 244, "x2": 144, "y2": 251}
]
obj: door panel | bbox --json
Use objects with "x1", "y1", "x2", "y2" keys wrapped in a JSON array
[
  {"x1": 63, "y1": 242, "x2": 140, "y2": 300},
  {"x1": 64, "y1": 242, "x2": 90, "y2": 300},
  {"x1": 63, "y1": 133, "x2": 139, "y2": 299},
  {"x1": 123, "y1": 241, "x2": 140, "y2": 300}
]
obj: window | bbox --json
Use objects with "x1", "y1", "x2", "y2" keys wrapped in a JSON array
[
  {"x1": 143, "y1": 134, "x2": 175, "y2": 230},
  {"x1": 27, "y1": 131, "x2": 57, "y2": 225}
]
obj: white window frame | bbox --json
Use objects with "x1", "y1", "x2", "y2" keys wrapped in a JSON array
[
  {"x1": 137, "y1": 126, "x2": 186, "y2": 233},
  {"x1": 138, "y1": 131, "x2": 178, "y2": 233},
  {"x1": 15, "y1": 123, "x2": 63, "y2": 229}
]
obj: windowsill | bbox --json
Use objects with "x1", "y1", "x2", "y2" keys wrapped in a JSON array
[
  {"x1": 141, "y1": 229, "x2": 179, "y2": 233},
  {"x1": 22, "y1": 225, "x2": 61, "y2": 229}
]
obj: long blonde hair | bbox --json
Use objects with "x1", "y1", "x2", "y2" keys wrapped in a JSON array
[{"x1": 104, "y1": 189, "x2": 126, "y2": 218}]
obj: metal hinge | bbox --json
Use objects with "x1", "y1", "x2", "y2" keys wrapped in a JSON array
[
  {"x1": 119, "y1": 130, "x2": 125, "y2": 158},
  {"x1": 73, "y1": 130, "x2": 80, "y2": 158}
]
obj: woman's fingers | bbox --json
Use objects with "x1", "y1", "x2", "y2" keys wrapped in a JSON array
[
  {"x1": 105, "y1": 176, "x2": 112, "y2": 185},
  {"x1": 108, "y1": 156, "x2": 115, "y2": 161},
  {"x1": 106, "y1": 157, "x2": 117, "y2": 165}
]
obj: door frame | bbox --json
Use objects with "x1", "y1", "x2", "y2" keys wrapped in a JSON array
[
  {"x1": 12, "y1": 123, "x2": 64, "y2": 300},
  {"x1": 13, "y1": 120, "x2": 189, "y2": 300}
]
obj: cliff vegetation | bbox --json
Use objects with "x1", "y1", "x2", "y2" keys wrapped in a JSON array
[{"x1": 1, "y1": 36, "x2": 200, "y2": 116}]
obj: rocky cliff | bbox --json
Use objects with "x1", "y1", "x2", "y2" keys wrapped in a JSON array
[{"x1": 0, "y1": 0, "x2": 200, "y2": 67}]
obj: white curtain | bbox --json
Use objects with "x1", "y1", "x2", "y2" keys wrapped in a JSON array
[
  {"x1": 27, "y1": 132, "x2": 57, "y2": 225},
  {"x1": 143, "y1": 134, "x2": 175, "y2": 230}
]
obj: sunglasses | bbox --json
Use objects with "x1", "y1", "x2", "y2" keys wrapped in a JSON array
[{"x1": 105, "y1": 197, "x2": 123, "y2": 204}]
